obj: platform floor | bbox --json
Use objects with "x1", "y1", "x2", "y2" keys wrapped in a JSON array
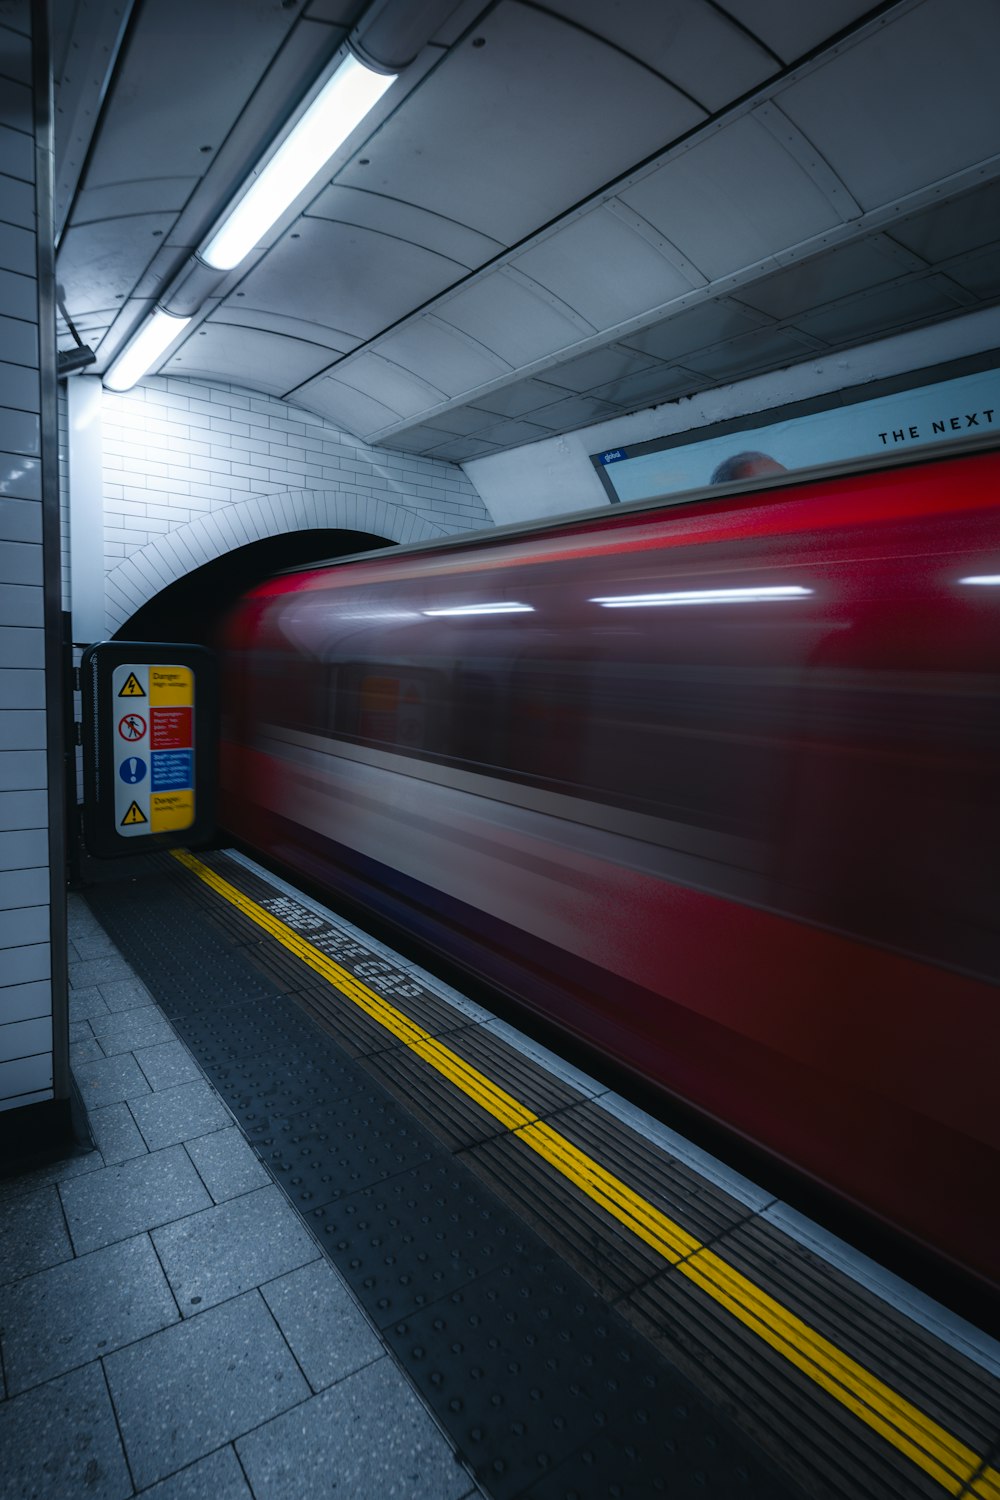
[{"x1": 1, "y1": 849, "x2": 998, "y2": 1499}]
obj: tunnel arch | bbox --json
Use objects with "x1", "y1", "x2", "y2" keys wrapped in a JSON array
[{"x1": 103, "y1": 486, "x2": 451, "y2": 636}]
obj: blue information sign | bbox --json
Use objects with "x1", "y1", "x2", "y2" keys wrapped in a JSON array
[{"x1": 151, "y1": 749, "x2": 193, "y2": 792}]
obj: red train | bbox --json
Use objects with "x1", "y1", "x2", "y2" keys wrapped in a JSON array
[{"x1": 218, "y1": 444, "x2": 1000, "y2": 1292}]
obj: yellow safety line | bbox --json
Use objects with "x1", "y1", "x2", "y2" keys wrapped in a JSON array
[{"x1": 173, "y1": 848, "x2": 999, "y2": 1498}]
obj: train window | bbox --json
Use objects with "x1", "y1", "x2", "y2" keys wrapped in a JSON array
[{"x1": 331, "y1": 663, "x2": 450, "y2": 755}]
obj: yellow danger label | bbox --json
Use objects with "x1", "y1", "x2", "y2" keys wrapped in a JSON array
[
  {"x1": 150, "y1": 666, "x2": 194, "y2": 707},
  {"x1": 121, "y1": 800, "x2": 148, "y2": 826},
  {"x1": 150, "y1": 790, "x2": 195, "y2": 833},
  {"x1": 118, "y1": 673, "x2": 146, "y2": 698}
]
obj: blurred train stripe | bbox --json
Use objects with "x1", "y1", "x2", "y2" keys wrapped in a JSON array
[{"x1": 173, "y1": 847, "x2": 1000, "y2": 1499}]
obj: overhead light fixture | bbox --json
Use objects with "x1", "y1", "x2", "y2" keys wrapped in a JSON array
[
  {"x1": 103, "y1": 308, "x2": 192, "y2": 393},
  {"x1": 959, "y1": 574, "x2": 1000, "y2": 586},
  {"x1": 201, "y1": 52, "x2": 396, "y2": 272},
  {"x1": 591, "y1": 585, "x2": 813, "y2": 608}
]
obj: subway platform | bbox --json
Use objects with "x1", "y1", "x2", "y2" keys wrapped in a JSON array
[{"x1": 0, "y1": 850, "x2": 998, "y2": 1499}]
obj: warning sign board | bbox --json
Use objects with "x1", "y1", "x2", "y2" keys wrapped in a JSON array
[{"x1": 81, "y1": 643, "x2": 215, "y2": 858}]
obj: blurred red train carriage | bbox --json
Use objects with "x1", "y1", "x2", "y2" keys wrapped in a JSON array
[{"x1": 218, "y1": 445, "x2": 1000, "y2": 1292}]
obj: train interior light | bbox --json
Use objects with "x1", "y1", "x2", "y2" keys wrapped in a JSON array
[
  {"x1": 422, "y1": 602, "x2": 535, "y2": 616},
  {"x1": 590, "y1": 585, "x2": 813, "y2": 607}
]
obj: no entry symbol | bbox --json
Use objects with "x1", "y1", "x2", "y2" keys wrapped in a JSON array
[{"x1": 118, "y1": 712, "x2": 146, "y2": 742}]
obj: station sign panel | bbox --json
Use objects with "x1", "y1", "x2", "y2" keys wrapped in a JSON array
[{"x1": 81, "y1": 643, "x2": 216, "y2": 858}]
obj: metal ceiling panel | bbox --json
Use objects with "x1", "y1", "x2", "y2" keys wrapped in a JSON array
[
  {"x1": 680, "y1": 326, "x2": 823, "y2": 379},
  {"x1": 425, "y1": 436, "x2": 502, "y2": 462},
  {"x1": 81, "y1": 0, "x2": 301, "y2": 189},
  {"x1": 376, "y1": 319, "x2": 511, "y2": 394},
  {"x1": 329, "y1": 351, "x2": 448, "y2": 416},
  {"x1": 296, "y1": 377, "x2": 400, "y2": 435},
  {"x1": 943, "y1": 246, "x2": 1000, "y2": 301},
  {"x1": 775, "y1": 0, "x2": 1000, "y2": 213},
  {"x1": 229, "y1": 217, "x2": 468, "y2": 343},
  {"x1": 211, "y1": 306, "x2": 358, "y2": 356},
  {"x1": 439, "y1": 273, "x2": 592, "y2": 367},
  {"x1": 511, "y1": 208, "x2": 695, "y2": 329},
  {"x1": 471, "y1": 417, "x2": 551, "y2": 446},
  {"x1": 713, "y1": 0, "x2": 879, "y2": 66},
  {"x1": 52, "y1": 0, "x2": 134, "y2": 236},
  {"x1": 622, "y1": 299, "x2": 771, "y2": 361},
  {"x1": 589, "y1": 362, "x2": 703, "y2": 408},
  {"x1": 731, "y1": 237, "x2": 922, "y2": 321},
  {"x1": 416, "y1": 405, "x2": 491, "y2": 436},
  {"x1": 793, "y1": 275, "x2": 971, "y2": 345},
  {"x1": 527, "y1": 394, "x2": 623, "y2": 431},
  {"x1": 890, "y1": 179, "x2": 1000, "y2": 265},
  {"x1": 160, "y1": 323, "x2": 333, "y2": 394},
  {"x1": 335, "y1": 1, "x2": 704, "y2": 245},
  {"x1": 535, "y1": 344, "x2": 660, "y2": 393},
  {"x1": 307, "y1": 184, "x2": 503, "y2": 268},
  {"x1": 539, "y1": 0, "x2": 777, "y2": 110},
  {"x1": 467, "y1": 378, "x2": 574, "y2": 419},
  {"x1": 57, "y1": 213, "x2": 176, "y2": 317},
  {"x1": 619, "y1": 114, "x2": 845, "y2": 282},
  {"x1": 71, "y1": 177, "x2": 196, "y2": 223}
]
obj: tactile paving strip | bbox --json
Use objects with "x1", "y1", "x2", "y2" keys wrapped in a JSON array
[{"x1": 84, "y1": 859, "x2": 800, "y2": 1500}]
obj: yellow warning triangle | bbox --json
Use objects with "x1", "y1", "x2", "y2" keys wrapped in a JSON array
[
  {"x1": 118, "y1": 673, "x2": 146, "y2": 697},
  {"x1": 121, "y1": 800, "x2": 147, "y2": 826}
]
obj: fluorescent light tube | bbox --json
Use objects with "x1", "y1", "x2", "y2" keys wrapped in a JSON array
[
  {"x1": 103, "y1": 309, "x2": 192, "y2": 393},
  {"x1": 202, "y1": 53, "x2": 396, "y2": 272},
  {"x1": 959, "y1": 574, "x2": 1000, "y2": 586},
  {"x1": 591, "y1": 586, "x2": 812, "y2": 608}
]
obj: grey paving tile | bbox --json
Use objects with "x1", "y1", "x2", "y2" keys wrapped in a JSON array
[
  {"x1": 0, "y1": 1182, "x2": 72, "y2": 1285},
  {"x1": 261, "y1": 1258, "x2": 383, "y2": 1392},
  {"x1": 69, "y1": 983, "x2": 110, "y2": 1021},
  {"x1": 236, "y1": 1355, "x2": 470, "y2": 1500},
  {"x1": 185, "y1": 1126, "x2": 270, "y2": 1203},
  {"x1": 105, "y1": 1291, "x2": 309, "y2": 1490},
  {"x1": 0, "y1": 1361, "x2": 132, "y2": 1500},
  {"x1": 135, "y1": 1038, "x2": 203, "y2": 1091},
  {"x1": 89, "y1": 1006, "x2": 177, "y2": 1056},
  {"x1": 69, "y1": 1019, "x2": 95, "y2": 1044},
  {"x1": 153, "y1": 1184, "x2": 317, "y2": 1314},
  {"x1": 72, "y1": 927, "x2": 120, "y2": 959},
  {"x1": 89, "y1": 1101, "x2": 149, "y2": 1165},
  {"x1": 71, "y1": 1037, "x2": 105, "y2": 1065},
  {"x1": 99, "y1": 976, "x2": 156, "y2": 1012},
  {"x1": 139, "y1": 1445, "x2": 253, "y2": 1500},
  {"x1": 69, "y1": 955, "x2": 137, "y2": 989},
  {"x1": 74, "y1": 1050, "x2": 152, "y2": 1107},
  {"x1": 60, "y1": 1143, "x2": 212, "y2": 1254},
  {"x1": 0, "y1": 1148, "x2": 102, "y2": 1200},
  {"x1": 130, "y1": 1078, "x2": 230, "y2": 1150},
  {"x1": 0, "y1": 1233, "x2": 179, "y2": 1393}
]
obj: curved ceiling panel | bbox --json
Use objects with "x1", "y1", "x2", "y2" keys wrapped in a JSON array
[
  {"x1": 540, "y1": 0, "x2": 778, "y2": 109},
  {"x1": 510, "y1": 208, "x2": 697, "y2": 329},
  {"x1": 227, "y1": 218, "x2": 469, "y2": 343},
  {"x1": 54, "y1": 0, "x2": 1000, "y2": 461},
  {"x1": 776, "y1": 0, "x2": 1000, "y2": 211},
  {"x1": 618, "y1": 113, "x2": 847, "y2": 282},
  {"x1": 334, "y1": 0, "x2": 704, "y2": 243},
  {"x1": 160, "y1": 323, "x2": 335, "y2": 394}
]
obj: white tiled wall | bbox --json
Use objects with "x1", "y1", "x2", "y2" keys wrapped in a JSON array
[
  {"x1": 0, "y1": 1, "x2": 54, "y2": 1112},
  {"x1": 93, "y1": 377, "x2": 492, "y2": 633}
]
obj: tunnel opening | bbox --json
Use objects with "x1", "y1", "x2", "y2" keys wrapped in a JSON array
[{"x1": 112, "y1": 528, "x2": 393, "y2": 645}]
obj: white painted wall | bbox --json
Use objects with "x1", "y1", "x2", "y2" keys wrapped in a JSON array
[
  {"x1": 464, "y1": 306, "x2": 1000, "y2": 526},
  {"x1": 73, "y1": 375, "x2": 492, "y2": 639}
]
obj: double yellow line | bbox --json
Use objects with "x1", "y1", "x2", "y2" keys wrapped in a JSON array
[{"x1": 173, "y1": 850, "x2": 1000, "y2": 1499}]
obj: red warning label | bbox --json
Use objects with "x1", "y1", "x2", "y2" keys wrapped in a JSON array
[{"x1": 151, "y1": 706, "x2": 192, "y2": 751}]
